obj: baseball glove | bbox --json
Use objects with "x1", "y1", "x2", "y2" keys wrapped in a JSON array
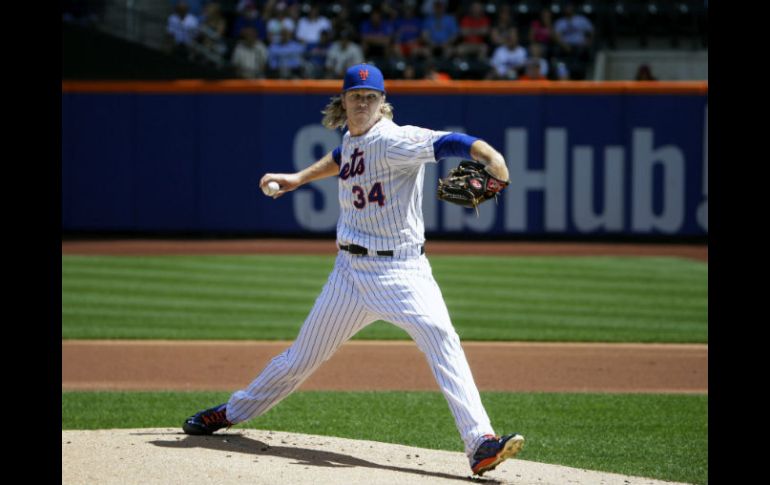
[{"x1": 437, "y1": 160, "x2": 510, "y2": 213}]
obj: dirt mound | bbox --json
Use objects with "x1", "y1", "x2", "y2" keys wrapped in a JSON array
[{"x1": 62, "y1": 428, "x2": 692, "y2": 485}]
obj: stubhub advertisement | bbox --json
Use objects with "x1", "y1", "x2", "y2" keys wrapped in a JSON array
[{"x1": 62, "y1": 91, "x2": 707, "y2": 237}]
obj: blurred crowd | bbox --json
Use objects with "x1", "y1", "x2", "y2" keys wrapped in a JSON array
[{"x1": 166, "y1": 0, "x2": 599, "y2": 81}]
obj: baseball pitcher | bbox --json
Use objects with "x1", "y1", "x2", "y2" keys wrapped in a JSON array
[{"x1": 182, "y1": 63, "x2": 523, "y2": 477}]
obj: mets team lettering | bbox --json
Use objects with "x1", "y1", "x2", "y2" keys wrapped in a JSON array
[{"x1": 340, "y1": 148, "x2": 366, "y2": 180}]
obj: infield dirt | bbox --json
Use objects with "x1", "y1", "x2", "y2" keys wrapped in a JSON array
[{"x1": 62, "y1": 340, "x2": 707, "y2": 393}]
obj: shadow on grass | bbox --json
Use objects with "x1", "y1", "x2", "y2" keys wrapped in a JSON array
[{"x1": 149, "y1": 431, "x2": 497, "y2": 483}]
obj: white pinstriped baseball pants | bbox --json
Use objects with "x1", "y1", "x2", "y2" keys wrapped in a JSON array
[{"x1": 226, "y1": 250, "x2": 496, "y2": 459}]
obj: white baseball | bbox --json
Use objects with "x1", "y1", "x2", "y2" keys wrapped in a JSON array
[{"x1": 263, "y1": 181, "x2": 280, "y2": 196}]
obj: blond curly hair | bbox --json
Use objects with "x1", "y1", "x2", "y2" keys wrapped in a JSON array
[{"x1": 321, "y1": 95, "x2": 394, "y2": 130}]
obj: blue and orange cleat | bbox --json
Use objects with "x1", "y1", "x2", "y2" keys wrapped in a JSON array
[
  {"x1": 470, "y1": 433, "x2": 525, "y2": 476},
  {"x1": 182, "y1": 403, "x2": 233, "y2": 435}
]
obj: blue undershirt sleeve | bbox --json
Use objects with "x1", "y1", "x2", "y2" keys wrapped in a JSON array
[
  {"x1": 332, "y1": 146, "x2": 342, "y2": 166},
  {"x1": 432, "y1": 133, "x2": 480, "y2": 160}
]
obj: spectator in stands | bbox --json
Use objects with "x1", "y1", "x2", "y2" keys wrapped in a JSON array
[
  {"x1": 305, "y1": 29, "x2": 332, "y2": 78},
  {"x1": 529, "y1": 7, "x2": 555, "y2": 59},
  {"x1": 296, "y1": 5, "x2": 332, "y2": 45},
  {"x1": 424, "y1": 59, "x2": 452, "y2": 81},
  {"x1": 456, "y1": 1, "x2": 491, "y2": 61},
  {"x1": 267, "y1": 26, "x2": 305, "y2": 78},
  {"x1": 265, "y1": 1, "x2": 296, "y2": 46},
  {"x1": 421, "y1": 0, "x2": 459, "y2": 59},
  {"x1": 360, "y1": 8, "x2": 395, "y2": 60},
  {"x1": 325, "y1": 29, "x2": 364, "y2": 78},
  {"x1": 420, "y1": 0, "x2": 438, "y2": 17},
  {"x1": 394, "y1": 2, "x2": 428, "y2": 59},
  {"x1": 170, "y1": 0, "x2": 203, "y2": 17},
  {"x1": 519, "y1": 59, "x2": 548, "y2": 81},
  {"x1": 487, "y1": 28, "x2": 527, "y2": 80},
  {"x1": 232, "y1": 1, "x2": 266, "y2": 41},
  {"x1": 330, "y1": 5, "x2": 353, "y2": 41},
  {"x1": 287, "y1": 1, "x2": 302, "y2": 24},
  {"x1": 231, "y1": 26, "x2": 269, "y2": 78},
  {"x1": 489, "y1": 4, "x2": 516, "y2": 49},
  {"x1": 167, "y1": 1, "x2": 200, "y2": 57},
  {"x1": 553, "y1": 1, "x2": 594, "y2": 79},
  {"x1": 235, "y1": 0, "x2": 255, "y2": 10},
  {"x1": 197, "y1": 1, "x2": 228, "y2": 64},
  {"x1": 553, "y1": 61, "x2": 570, "y2": 80},
  {"x1": 402, "y1": 62, "x2": 418, "y2": 80},
  {"x1": 200, "y1": 2, "x2": 227, "y2": 38},
  {"x1": 635, "y1": 63, "x2": 657, "y2": 80},
  {"x1": 380, "y1": 0, "x2": 400, "y2": 28},
  {"x1": 527, "y1": 42, "x2": 549, "y2": 79}
]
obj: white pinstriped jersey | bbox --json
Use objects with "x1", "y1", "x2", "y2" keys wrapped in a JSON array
[{"x1": 336, "y1": 117, "x2": 450, "y2": 255}]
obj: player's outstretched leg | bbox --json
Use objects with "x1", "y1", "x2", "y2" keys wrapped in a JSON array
[
  {"x1": 183, "y1": 259, "x2": 374, "y2": 432},
  {"x1": 365, "y1": 256, "x2": 525, "y2": 474}
]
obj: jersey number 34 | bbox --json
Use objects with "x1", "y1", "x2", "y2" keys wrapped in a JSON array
[{"x1": 352, "y1": 182, "x2": 385, "y2": 209}]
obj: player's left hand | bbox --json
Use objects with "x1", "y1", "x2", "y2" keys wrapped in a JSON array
[{"x1": 436, "y1": 160, "x2": 509, "y2": 211}]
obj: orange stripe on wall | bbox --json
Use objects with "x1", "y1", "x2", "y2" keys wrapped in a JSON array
[{"x1": 61, "y1": 79, "x2": 708, "y2": 95}]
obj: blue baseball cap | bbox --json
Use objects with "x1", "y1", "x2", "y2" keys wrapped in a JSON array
[{"x1": 342, "y1": 64, "x2": 385, "y2": 93}]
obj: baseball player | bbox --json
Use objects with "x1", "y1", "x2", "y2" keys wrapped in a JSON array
[{"x1": 183, "y1": 63, "x2": 524, "y2": 476}]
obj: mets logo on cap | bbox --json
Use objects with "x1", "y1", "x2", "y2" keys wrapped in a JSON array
[{"x1": 343, "y1": 63, "x2": 385, "y2": 93}]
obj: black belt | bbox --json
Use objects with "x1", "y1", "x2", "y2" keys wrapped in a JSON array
[{"x1": 339, "y1": 244, "x2": 425, "y2": 257}]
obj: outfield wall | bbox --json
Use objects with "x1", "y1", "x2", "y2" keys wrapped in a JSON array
[{"x1": 62, "y1": 80, "x2": 707, "y2": 237}]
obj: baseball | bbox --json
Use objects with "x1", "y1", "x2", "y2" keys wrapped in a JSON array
[{"x1": 263, "y1": 181, "x2": 280, "y2": 197}]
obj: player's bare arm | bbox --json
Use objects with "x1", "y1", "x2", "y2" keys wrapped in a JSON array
[
  {"x1": 260, "y1": 151, "x2": 339, "y2": 198},
  {"x1": 470, "y1": 139, "x2": 510, "y2": 181}
]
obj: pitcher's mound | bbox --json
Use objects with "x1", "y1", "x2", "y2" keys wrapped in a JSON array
[{"x1": 62, "y1": 428, "x2": 691, "y2": 485}]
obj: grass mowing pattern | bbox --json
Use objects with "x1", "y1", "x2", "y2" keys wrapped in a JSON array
[
  {"x1": 62, "y1": 255, "x2": 707, "y2": 342},
  {"x1": 62, "y1": 390, "x2": 707, "y2": 485}
]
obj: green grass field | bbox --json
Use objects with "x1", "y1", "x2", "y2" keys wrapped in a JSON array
[
  {"x1": 62, "y1": 254, "x2": 708, "y2": 342},
  {"x1": 61, "y1": 253, "x2": 708, "y2": 484},
  {"x1": 62, "y1": 390, "x2": 708, "y2": 485}
]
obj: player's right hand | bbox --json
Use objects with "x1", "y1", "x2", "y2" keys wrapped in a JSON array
[{"x1": 259, "y1": 173, "x2": 302, "y2": 199}]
